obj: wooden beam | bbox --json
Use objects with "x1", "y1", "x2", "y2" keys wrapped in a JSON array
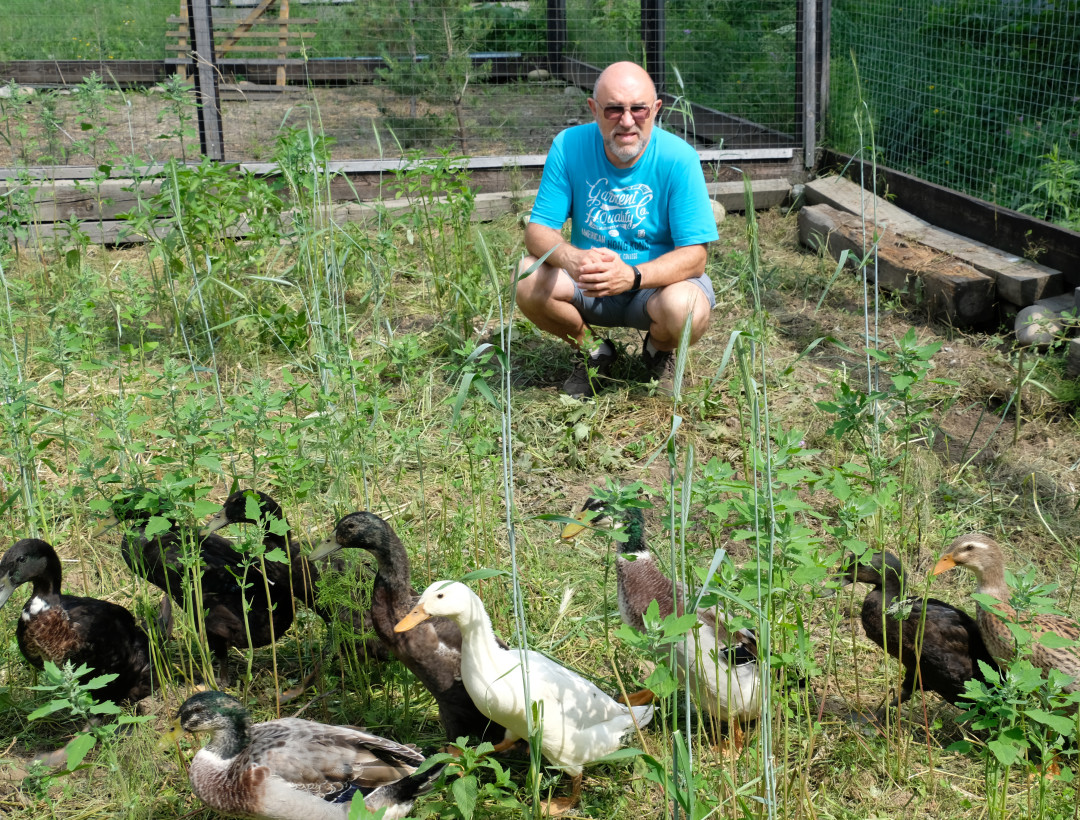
[
  {"x1": 277, "y1": 0, "x2": 291, "y2": 86},
  {"x1": 641, "y1": 0, "x2": 665, "y2": 92},
  {"x1": 546, "y1": 0, "x2": 566, "y2": 75},
  {"x1": 806, "y1": 174, "x2": 1064, "y2": 305},
  {"x1": 177, "y1": 0, "x2": 189, "y2": 82},
  {"x1": 798, "y1": 202, "x2": 996, "y2": 326},
  {"x1": 821, "y1": 150, "x2": 1080, "y2": 288}
]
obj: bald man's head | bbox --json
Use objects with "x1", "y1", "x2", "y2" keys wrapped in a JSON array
[{"x1": 588, "y1": 62, "x2": 661, "y2": 167}]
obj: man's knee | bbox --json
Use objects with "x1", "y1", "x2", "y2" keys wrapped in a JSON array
[{"x1": 648, "y1": 284, "x2": 711, "y2": 341}]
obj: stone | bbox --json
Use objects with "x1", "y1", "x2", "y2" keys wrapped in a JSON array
[
  {"x1": 711, "y1": 199, "x2": 726, "y2": 226},
  {"x1": 1014, "y1": 305, "x2": 1063, "y2": 348},
  {"x1": 527, "y1": 69, "x2": 551, "y2": 82}
]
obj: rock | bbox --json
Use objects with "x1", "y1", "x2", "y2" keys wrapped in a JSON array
[
  {"x1": 711, "y1": 199, "x2": 726, "y2": 226},
  {"x1": 563, "y1": 85, "x2": 586, "y2": 98},
  {"x1": 1066, "y1": 338, "x2": 1080, "y2": 378},
  {"x1": 1015, "y1": 305, "x2": 1062, "y2": 348},
  {"x1": 527, "y1": 69, "x2": 551, "y2": 82}
]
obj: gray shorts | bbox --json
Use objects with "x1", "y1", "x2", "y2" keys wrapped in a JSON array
[{"x1": 570, "y1": 274, "x2": 716, "y2": 331}]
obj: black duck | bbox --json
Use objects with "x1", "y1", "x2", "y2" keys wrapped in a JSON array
[
  {"x1": 0, "y1": 538, "x2": 155, "y2": 704},
  {"x1": 837, "y1": 550, "x2": 1001, "y2": 710},
  {"x1": 310, "y1": 511, "x2": 504, "y2": 744}
]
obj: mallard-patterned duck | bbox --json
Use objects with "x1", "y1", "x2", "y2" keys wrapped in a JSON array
[
  {"x1": 101, "y1": 488, "x2": 295, "y2": 683},
  {"x1": 835, "y1": 551, "x2": 1000, "y2": 711},
  {"x1": 561, "y1": 497, "x2": 762, "y2": 734},
  {"x1": 0, "y1": 538, "x2": 155, "y2": 704},
  {"x1": 167, "y1": 690, "x2": 444, "y2": 820},
  {"x1": 934, "y1": 533, "x2": 1080, "y2": 693},
  {"x1": 395, "y1": 580, "x2": 653, "y2": 816},
  {"x1": 309, "y1": 511, "x2": 505, "y2": 745}
]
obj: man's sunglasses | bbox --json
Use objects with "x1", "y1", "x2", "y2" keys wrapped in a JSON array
[{"x1": 601, "y1": 103, "x2": 657, "y2": 122}]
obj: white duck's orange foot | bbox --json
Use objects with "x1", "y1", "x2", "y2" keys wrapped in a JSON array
[
  {"x1": 616, "y1": 688, "x2": 656, "y2": 707},
  {"x1": 540, "y1": 773, "x2": 582, "y2": 816}
]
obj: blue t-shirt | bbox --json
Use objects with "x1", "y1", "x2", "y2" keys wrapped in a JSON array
[{"x1": 530, "y1": 123, "x2": 718, "y2": 264}]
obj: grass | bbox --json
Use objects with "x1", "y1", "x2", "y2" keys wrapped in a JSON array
[{"x1": 1, "y1": 138, "x2": 1080, "y2": 820}]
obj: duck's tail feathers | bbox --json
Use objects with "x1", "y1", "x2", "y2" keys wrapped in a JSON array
[
  {"x1": 155, "y1": 595, "x2": 174, "y2": 640},
  {"x1": 630, "y1": 703, "x2": 655, "y2": 729},
  {"x1": 361, "y1": 764, "x2": 447, "y2": 818}
]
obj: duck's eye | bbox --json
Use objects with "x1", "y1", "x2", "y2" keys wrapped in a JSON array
[{"x1": 437, "y1": 593, "x2": 444, "y2": 599}]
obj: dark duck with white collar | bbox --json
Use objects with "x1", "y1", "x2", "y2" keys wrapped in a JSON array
[
  {"x1": 834, "y1": 550, "x2": 1000, "y2": 711},
  {"x1": 0, "y1": 538, "x2": 155, "y2": 704}
]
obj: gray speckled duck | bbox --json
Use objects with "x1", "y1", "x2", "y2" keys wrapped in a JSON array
[{"x1": 934, "y1": 533, "x2": 1080, "y2": 693}]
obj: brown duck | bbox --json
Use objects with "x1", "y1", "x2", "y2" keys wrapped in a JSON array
[
  {"x1": 561, "y1": 497, "x2": 762, "y2": 734},
  {"x1": 933, "y1": 533, "x2": 1080, "y2": 693},
  {"x1": 309, "y1": 511, "x2": 508, "y2": 745}
]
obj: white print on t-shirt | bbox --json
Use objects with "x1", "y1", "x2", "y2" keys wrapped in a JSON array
[{"x1": 583, "y1": 179, "x2": 654, "y2": 238}]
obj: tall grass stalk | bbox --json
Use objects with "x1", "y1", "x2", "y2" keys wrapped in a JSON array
[
  {"x1": 740, "y1": 179, "x2": 777, "y2": 819},
  {"x1": 847, "y1": 52, "x2": 883, "y2": 464}
]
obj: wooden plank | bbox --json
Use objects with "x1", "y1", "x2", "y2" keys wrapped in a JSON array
[
  {"x1": 798, "y1": 203, "x2": 995, "y2": 326},
  {"x1": 189, "y1": 0, "x2": 225, "y2": 161},
  {"x1": 277, "y1": 0, "x2": 290, "y2": 87},
  {"x1": 805, "y1": 175, "x2": 1063, "y2": 306},
  {"x1": 167, "y1": 16, "x2": 319, "y2": 25},
  {"x1": 2, "y1": 153, "x2": 800, "y2": 185},
  {"x1": 0, "y1": 179, "x2": 161, "y2": 221},
  {"x1": 0, "y1": 60, "x2": 169, "y2": 86},
  {"x1": 165, "y1": 57, "x2": 308, "y2": 65},
  {"x1": 821, "y1": 150, "x2": 1080, "y2": 287},
  {"x1": 177, "y1": 0, "x2": 189, "y2": 82},
  {"x1": 218, "y1": 0, "x2": 277, "y2": 53},
  {"x1": 167, "y1": 31, "x2": 315, "y2": 39}
]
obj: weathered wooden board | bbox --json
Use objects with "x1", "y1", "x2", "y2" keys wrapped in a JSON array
[
  {"x1": 806, "y1": 175, "x2": 1063, "y2": 305},
  {"x1": 821, "y1": 150, "x2": 1080, "y2": 285},
  {"x1": 0, "y1": 179, "x2": 162, "y2": 222},
  {"x1": 798, "y1": 203, "x2": 995, "y2": 326}
]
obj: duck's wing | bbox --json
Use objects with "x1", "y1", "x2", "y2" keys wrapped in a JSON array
[
  {"x1": 698, "y1": 607, "x2": 758, "y2": 665},
  {"x1": 59, "y1": 594, "x2": 154, "y2": 702},
  {"x1": 1028, "y1": 613, "x2": 1080, "y2": 688},
  {"x1": 247, "y1": 719, "x2": 423, "y2": 791}
]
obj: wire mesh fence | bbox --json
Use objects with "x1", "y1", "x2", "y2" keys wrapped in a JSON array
[
  {"x1": 0, "y1": 0, "x2": 801, "y2": 169},
  {"x1": 829, "y1": 0, "x2": 1080, "y2": 229},
  {"x1": 2, "y1": 0, "x2": 1075, "y2": 232}
]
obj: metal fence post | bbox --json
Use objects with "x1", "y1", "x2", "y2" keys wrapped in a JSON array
[
  {"x1": 641, "y1": 0, "x2": 665, "y2": 93},
  {"x1": 547, "y1": 0, "x2": 566, "y2": 77},
  {"x1": 188, "y1": 0, "x2": 225, "y2": 161}
]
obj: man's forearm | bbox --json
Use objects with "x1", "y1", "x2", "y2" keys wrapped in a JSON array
[
  {"x1": 631, "y1": 244, "x2": 708, "y2": 290},
  {"x1": 524, "y1": 222, "x2": 582, "y2": 274}
]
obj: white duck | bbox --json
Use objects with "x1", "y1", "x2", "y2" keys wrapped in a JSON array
[
  {"x1": 394, "y1": 580, "x2": 653, "y2": 815},
  {"x1": 562, "y1": 496, "x2": 762, "y2": 744}
]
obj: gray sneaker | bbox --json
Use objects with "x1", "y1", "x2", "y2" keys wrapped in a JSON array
[
  {"x1": 642, "y1": 334, "x2": 679, "y2": 396},
  {"x1": 562, "y1": 342, "x2": 617, "y2": 398}
]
